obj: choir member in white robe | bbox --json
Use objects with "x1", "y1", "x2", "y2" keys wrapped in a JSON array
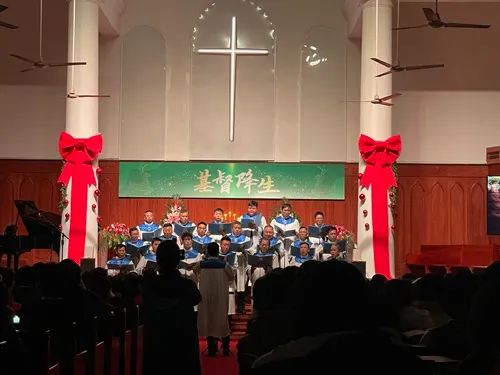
[
  {"x1": 270, "y1": 203, "x2": 300, "y2": 267},
  {"x1": 219, "y1": 236, "x2": 237, "y2": 316},
  {"x1": 197, "y1": 242, "x2": 235, "y2": 357},
  {"x1": 228, "y1": 222, "x2": 252, "y2": 313}
]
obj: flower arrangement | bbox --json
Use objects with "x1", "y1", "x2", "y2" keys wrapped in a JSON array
[
  {"x1": 162, "y1": 194, "x2": 186, "y2": 224},
  {"x1": 101, "y1": 222, "x2": 130, "y2": 249},
  {"x1": 272, "y1": 197, "x2": 301, "y2": 224},
  {"x1": 332, "y1": 225, "x2": 355, "y2": 244}
]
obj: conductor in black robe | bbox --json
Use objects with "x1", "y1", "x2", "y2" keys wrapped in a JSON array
[{"x1": 142, "y1": 240, "x2": 202, "y2": 375}]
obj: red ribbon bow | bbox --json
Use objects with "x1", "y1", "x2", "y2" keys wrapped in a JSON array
[
  {"x1": 58, "y1": 132, "x2": 103, "y2": 264},
  {"x1": 358, "y1": 134, "x2": 402, "y2": 279},
  {"x1": 358, "y1": 134, "x2": 401, "y2": 190}
]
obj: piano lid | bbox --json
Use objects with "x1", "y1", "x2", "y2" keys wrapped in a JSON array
[{"x1": 14, "y1": 200, "x2": 62, "y2": 237}]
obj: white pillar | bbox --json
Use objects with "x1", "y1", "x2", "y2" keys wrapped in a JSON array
[
  {"x1": 61, "y1": 0, "x2": 100, "y2": 261},
  {"x1": 357, "y1": 0, "x2": 394, "y2": 278}
]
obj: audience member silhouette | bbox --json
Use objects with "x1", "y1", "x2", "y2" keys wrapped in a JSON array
[{"x1": 142, "y1": 240, "x2": 201, "y2": 375}]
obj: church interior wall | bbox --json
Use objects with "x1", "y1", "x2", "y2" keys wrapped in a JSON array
[{"x1": 0, "y1": 1, "x2": 498, "y2": 163}]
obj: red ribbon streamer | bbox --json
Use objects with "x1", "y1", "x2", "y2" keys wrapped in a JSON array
[
  {"x1": 358, "y1": 134, "x2": 401, "y2": 278},
  {"x1": 58, "y1": 132, "x2": 103, "y2": 264}
]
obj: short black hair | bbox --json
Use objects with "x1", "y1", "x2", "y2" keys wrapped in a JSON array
[
  {"x1": 156, "y1": 240, "x2": 182, "y2": 270},
  {"x1": 248, "y1": 200, "x2": 258, "y2": 207},
  {"x1": 197, "y1": 221, "x2": 207, "y2": 227},
  {"x1": 181, "y1": 232, "x2": 193, "y2": 240},
  {"x1": 214, "y1": 208, "x2": 224, "y2": 213},
  {"x1": 220, "y1": 236, "x2": 231, "y2": 243},
  {"x1": 314, "y1": 211, "x2": 324, "y2": 218},
  {"x1": 206, "y1": 242, "x2": 219, "y2": 257},
  {"x1": 163, "y1": 223, "x2": 173, "y2": 228}
]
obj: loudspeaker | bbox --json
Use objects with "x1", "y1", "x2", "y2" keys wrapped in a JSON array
[{"x1": 80, "y1": 258, "x2": 96, "y2": 273}]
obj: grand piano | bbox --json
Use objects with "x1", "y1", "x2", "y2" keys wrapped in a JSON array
[
  {"x1": 406, "y1": 244, "x2": 500, "y2": 275},
  {"x1": 0, "y1": 200, "x2": 61, "y2": 270}
]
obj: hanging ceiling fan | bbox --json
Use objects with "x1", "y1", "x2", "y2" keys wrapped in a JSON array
[
  {"x1": 10, "y1": 0, "x2": 86, "y2": 72},
  {"x1": 0, "y1": 4, "x2": 18, "y2": 29},
  {"x1": 345, "y1": 93, "x2": 402, "y2": 106},
  {"x1": 67, "y1": 92, "x2": 110, "y2": 99},
  {"x1": 371, "y1": 0, "x2": 444, "y2": 77},
  {"x1": 394, "y1": 0, "x2": 490, "y2": 30}
]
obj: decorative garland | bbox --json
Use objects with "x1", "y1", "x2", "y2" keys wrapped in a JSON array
[
  {"x1": 389, "y1": 162, "x2": 398, "y2": 218},
  {"x1": 162, "y1": 194, "x2": 186, "y2": 223}
]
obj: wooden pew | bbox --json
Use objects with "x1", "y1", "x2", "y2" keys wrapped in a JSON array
[{"x1": 406, "y1": 244, "x2": 500, "y2": 274}]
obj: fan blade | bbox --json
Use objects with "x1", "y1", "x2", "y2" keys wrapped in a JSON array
[
  {"x1": 378, "y1": 102, "x2": 394, "y2": 106},
  {"x1": 375, "y1": 70, "x2": 392, "y2": 78},
  {"x1": 379, "y1": 93, "x2": 402, "y2": 101},
  {"x1": 370, "y1": 57, "x2": 392, "y2": 68},
  {"x1": 404, "y1": 64, "x2": 444, "y2": 71},
  {"x1": 0, "y1": 20, "x2": 18, "y2": 29},
  {"x1": 10, "y1": 54, "x2": 37, "y2": 64},
  {"x1": 444, "y1": 22, "x2": 490, "y2": 29},
  {"x1": 20, "y1": 68, "x2": 35, "y2": 73},
  {"x1": 423, "y1": 8, "x2": 439, "y2": 23},
  {"x1": 47, "y1": 62, "x2": 86, "y2": 67},
  {"x1": 0, "y1": 5, "x2": 7, "y2": 13},
  {"x1": 77, "y1": 95, "x2": 111, "y2": 98},
  {"x1": 393, "y1": 24, "x2": 428, "y2": 31}
]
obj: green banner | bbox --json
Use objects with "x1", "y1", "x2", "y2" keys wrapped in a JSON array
[{"x1": 119, "y1": 162, "x2": 344, "y2": 199}]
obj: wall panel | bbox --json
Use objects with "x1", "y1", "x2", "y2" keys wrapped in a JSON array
[{"x1": 1, "y1": 160, "x2": 496, "y2": 276}]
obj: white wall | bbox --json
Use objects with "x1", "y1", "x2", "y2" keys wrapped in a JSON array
[{"x1": 0, "y1": 1, "x2": 499, "y2": 164}]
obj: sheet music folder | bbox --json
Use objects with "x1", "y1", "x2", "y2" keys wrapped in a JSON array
[{"x1": 248, "y1": 254, "x2": 273, "y2": 268}]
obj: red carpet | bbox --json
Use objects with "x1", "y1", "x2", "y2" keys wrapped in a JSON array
[{"x1": 199, "y1": 339, "x2": 239, "y2": 375}]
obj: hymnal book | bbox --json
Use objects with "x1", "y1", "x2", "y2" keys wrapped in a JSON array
[
  {"x1": 307, "y1": 226, "x2": 321, "y2": 238},
  {"x1": 173, "y1": 224, "x2": 196, "y2": 237},
  {"x1": 219, "y1": 252, "x2": 236, "y2": 265},
  {"x1": 126, "y1": 243, "x2": 150, "y2": 258},
  {"x1": 248, "y1": 254, "x2": 273, "y2": 268},
  {"x1": 229, "y1": 241, "x2": 250, "y2": 253},
  {"x1": 321, "y1": 242, "x2": 332, "y2": 252},
  {"x1": 191, "y1": 240, "x2": 207, "y2": 253},
  {"x1": 208, "y1": 223, "x2": 232, "y2": 235},
  {"x1": 290, "y1": 246, "x2": 316, "y2": 258},
  {"x1": 107, "y1": 263, "x2": 135, "y2": 272},
  {"x1": 145, "y1": 261, "x2": 159, "y2": 272},
  {"x1": 141, "y1": 227, "x2": 163, "y2": 242},
  {"x1": 241, "y1": 218, "x2": 257, "y2": 229},
  {"x1": 274, "y1": 226, "x2": 296, "y2": 238},
  {"x1": 178, "y1": 260, "x2": 197, "y2": 271}
]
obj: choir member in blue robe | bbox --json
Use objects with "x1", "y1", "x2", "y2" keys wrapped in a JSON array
[
  {"x1": 209, "y1": 208, "x2": 226, "y2": 242},
  {"x1": 174, "y1": 208, "x2": 196, "y2": 246},
  {"x1": 180, "y1": 232, "x2": 202, "y2": 285},
  {"x1": 290, "y1": 242, "x2": 314, "y2": 267},
  {"x1": 270, "y1": 203, "x2": 300, "y2": 267},
  {"x1": 193, "y1": 221, "x2": 213, "y2": 245},
  {"x1": 136, "y1": 237, "x2": 161, "y2": 274},
  {"x1": 239, "y1": 200, "x2": 268, "y2": 237},
  {"x1": 250, "y1": 238, "x2": 279, "y2": 289},
  {"x1": 124, "y1": 227, "x2": 148, "y2": 248},
  {"x1": 106, "y1": 244, "x2": 135, "y2": 276},
  {"x1": 158, "y1": 223, "x2": 177, "y2": 242},
  {"x1": 137, "y1": 210, "x2": 161, "y2": 238},
  {"x1": 292, "y1": 226, "x2": 317, "y2": 261},
  {"x1": 309, "y1": 211, "x2": 328, "y2": 246}
]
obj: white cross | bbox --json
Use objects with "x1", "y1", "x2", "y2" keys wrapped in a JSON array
[{"x1": 197, "y1": 16, "x2": 269, "y2": 142}]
